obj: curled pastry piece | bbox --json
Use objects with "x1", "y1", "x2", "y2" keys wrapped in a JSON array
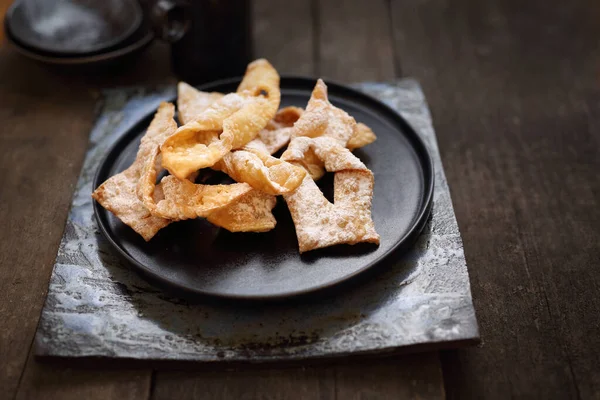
[
  {"x1": 134, "y1": 108, "x2": 280, "y2": 231},
  {"x1": 254, "y1": 106, "x2": 303, "y2": 154},
  {"x1": 268, "y1": 106, "x2": 303, "y2": 127},
  {"x1": 208, "y1": 105, "x2": 305, "y2": 196},
  {"x1": 347, "y1": 122, "x2": 377, "y2": 151},
  {"x1": 206, "y1": 105, "x2": 303, "y2": 229},
  {"x1": 214, "y1": 147, "x2": 306, "y2": 196},
  {"x1": 280, "y1": 138, "x2": 325, "y2": 180},
  {"x1": 177, "y1": 82, "x2": 224, "y2": 125},
  {"x1": 282, "y1": 137, "x2": 380, "y2": 253},
  {"x1": 170, "y1": 83, "x2": 299, "y2": 231},
  {"x1": 207, "y1": 189, "x2": 277, "y2": 233},
  {"x1": 178, "y1": 80, "x2": 302, "y2": 156},
  {"x1": 281, "y1": 136, "x2": 365, "y2": 180},
  {"x1": 138, "y1": 146, "x2": 254, "y2": 221},
  {"x1": 291, "y1": 79, "x2": 356, "y2": 146},
  {"x1": 92, "y1": 102, "x2": 178, "y2": 241},
  {"x1": 161, "y1": 59, "x2": 281, "y2": 179}
]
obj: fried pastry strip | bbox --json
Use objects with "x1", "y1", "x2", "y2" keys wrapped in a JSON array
[
  {"x1": 161, "y1": 59, "x2": 281, "y2": 179},
  {"x1": 282, "y1": 136, "x2": 379, "y2": 253},
  {"x1": 92, "y1": 103, "x2": 177, "y2": 240}
]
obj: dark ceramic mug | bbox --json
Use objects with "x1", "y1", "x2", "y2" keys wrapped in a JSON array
[{"x1": 148, "y1": 0, "x2": 252, "y2": 84}]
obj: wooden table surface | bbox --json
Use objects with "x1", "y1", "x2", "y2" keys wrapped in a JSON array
[{"x1": 1, "y1": 0, "x2": 599, "y2": 399}]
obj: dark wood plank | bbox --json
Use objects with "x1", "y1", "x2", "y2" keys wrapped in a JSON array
[
  {"x1": 252, "y1": 0, "x2": 314, "y2": 75},
  {"x1": 152, "y1": 354, "x2": 446, "y2": 400},
  {"x1": 390, "y1": 0, "x2": 600, "y2": 398},
  {"x1": 15, "y1": 355, "x2": 150, "y2": 400},
  {"x1": 314, "y1": 1, "x2": 446, "y2": 398},
  {"x1": 0, "y1": 42, "x2": 173, "y2": 399},
  {"x1": 317, "y1": 0, "x2": 397, "y2": 82},
  {"x1": 0, "y1": 51, "x2": 96, "y2": 398},
  {"x1": 335, "y1": 354, "x2": 445, "y2": 400},
  {"x1": 153, "y1": 367, "x2": 335, "y2": 400},
  {"x1": 0, "y1": 0, "x2": 11, "y2": 45}
]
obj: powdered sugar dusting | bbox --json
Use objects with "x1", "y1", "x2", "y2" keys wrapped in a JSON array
[
  {"x1": 291, "y1": 80, "x2": 356, "y2": 146},
  {"x1": 283, "y1": 137, "x2": 379, "y2": 253},
  {"x1": 92, "y1": 103, "x2": 177, "y2": 240}
]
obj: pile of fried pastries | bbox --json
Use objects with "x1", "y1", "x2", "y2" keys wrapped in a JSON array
[{"x1": 93, "y1": 59, "x2": 380, "y2": 253}]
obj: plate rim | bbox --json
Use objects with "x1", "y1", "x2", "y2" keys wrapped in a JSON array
[
  {"x1": 93, "y1": 76, "x2": 435, "y2": 300},
  {"x1": 3, "y1": 20, "x2": 154, "y2": 65},
  {"x1": 5, "y1": 0, "x2": 143, "y2": 56}
]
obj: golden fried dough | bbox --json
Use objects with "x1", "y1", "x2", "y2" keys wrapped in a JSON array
[
  {"x1": 161, "y1": 59, "x2": 281, "y2": 179},
  {"x1": 92, "y1": 102, "x2": 177, "y2": 240},
  {"x1": 214, "y1": 147, "x2": 306, "y2": 196},
  {"x1": 253, "y1": 106, "x2": 303, "y2": 154},
  {"x1": 138, "y1": 146, "x2": 254, "y2": 220},
  {"x1": 347, "y1": 122, "x2": 377, "y2": 151},
  {"x1": 207, "y1": 189, "x2": 277, "y2": 232},
  {"x1": 282, "y1": 137, "x2": 379, "y2": 253},
  {"x1": 94, "y1": 60, "x2": 380, "y2": 247},
  {"x1": 291, "y1": 79, "x2": 356, "y2": 146},
  {"x1": 177, "y1": 82, "x2": 224, "y2": 125}
]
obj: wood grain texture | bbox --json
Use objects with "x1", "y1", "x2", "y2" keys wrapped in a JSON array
[
  {"x1": 153, "y1": 367, "x2": 335, "y2": 400},
  {"x1": 317, "y1": 0, "x2": 397, "y2": 82},
  {"x1": 390, "y1": 0, "x2": 600, "y2": 398},
  {"x1": 252, "y1": 0, "x2": 314, "y2": 75},
  {"x1": 0, "y1": 42, "x2": 172, "y2": 399},
  {"x1": 0, "y1": 49, "x2": 95, "y2": 398},
  {"x1": 16, "y1": 355, "x2": 150, "y2": 400},
  {"x1": 335, "y1": 354, "x2": 445, "y2": 400},
  {"x1": 0, "y1": 0, "x2": 11, "y2": 46},
  {"x1": 152, "y1": 354, "x2": 446, "y2": 400}
]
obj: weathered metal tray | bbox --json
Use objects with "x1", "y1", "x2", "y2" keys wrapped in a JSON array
[{"x1": 35, "y1": 79, "x2": 479, "y2": 362}]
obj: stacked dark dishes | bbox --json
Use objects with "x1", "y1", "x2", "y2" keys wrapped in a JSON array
[{"x1": 4, "y1": 0, "x2": 153, "y2": 66}]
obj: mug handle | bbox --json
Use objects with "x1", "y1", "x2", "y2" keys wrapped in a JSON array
[{"x1": 149, "y1": 0, "x2": 191, "y2": 43}]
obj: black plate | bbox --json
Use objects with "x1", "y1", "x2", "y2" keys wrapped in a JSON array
[
  {"x1": 5, "y1": 0, "x2": 142, "y2": 56},
  {"x1": 4, "y1": 20, "x2": 153, "y2": 67},
  {"x1": 94, "y1": 77, "x2": 434, "y2": 300}
]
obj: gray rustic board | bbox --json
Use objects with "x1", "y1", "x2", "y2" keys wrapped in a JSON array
[{"x1": 34, "y1": 80, "x2": 479, "y2": 361}]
